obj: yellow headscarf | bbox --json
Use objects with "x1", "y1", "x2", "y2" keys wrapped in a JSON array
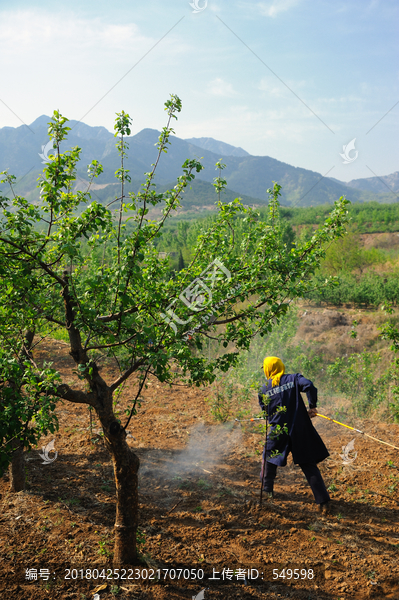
[{"x1": 263, "y1": 356, "x2": 285, "y2": 387}]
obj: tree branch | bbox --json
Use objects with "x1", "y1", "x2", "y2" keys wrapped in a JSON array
[
  {"x1": 110, "y1": 359, "x2": 145, "y2": 393},
  {"x1": 97, "y1": 306, "x2": 138, "y2": 323},
  {"x1": 123, "y1": 363, "x2": 152, "y2": 431},
  {"x1": 86, "y1": 333, "x2": 137, "y2": 351},
  {"x1": 0, "y1": 236, "x2": 65, "y2": 285},
  {"x1": 55, "y1": 383, "x2": 96, "y2": 406}
]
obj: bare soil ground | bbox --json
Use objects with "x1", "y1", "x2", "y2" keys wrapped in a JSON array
[
  {"x1": 1, "y1": 334, "x2": 399, "y2": 600},
  {"x1": 359, "y1": 233, "x2": 399, "y2": 250},
  {"x1": 294, "y1": 305, "x2": 385, "y2": 362}
]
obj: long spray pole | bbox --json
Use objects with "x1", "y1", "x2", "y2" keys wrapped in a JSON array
[
  {"x1": 232, "y1": 417, "x2": 268, "y2": 504},
  {"x1": 234, "y1": 418, "x2": 264, "y2": 422},
  {"x1": 259, "y1": 417, "x2": 267, "y2": 507},
  {"x1": 316, "y1": 413, "x2": 399, "y2": 451}
]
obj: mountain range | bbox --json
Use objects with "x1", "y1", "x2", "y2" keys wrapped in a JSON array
[{"x1": 0, "y1": 115, "x2": 397, "y2": 212}]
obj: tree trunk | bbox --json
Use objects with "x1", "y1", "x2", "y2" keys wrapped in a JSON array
[
  {"x1": 61, "y1": 272, "x2": 142, "y2": 563},
  {"x1": 112, "y1": 439, "x2": 140, "y2": 564},
  {"x1": 9, "y1": 445, "x2": 25, "y2": 492},
  {"x1": 97, "y1": 397, "x2": 140, "y2": 565}
]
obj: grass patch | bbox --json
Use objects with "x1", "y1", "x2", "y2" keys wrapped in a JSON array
[{"x1": 197, "y1": 478, "x2": 212, "y2": 490}]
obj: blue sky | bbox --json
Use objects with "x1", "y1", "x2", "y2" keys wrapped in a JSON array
[{"x1": 0, "y1": 0, "x2": 398, "y2": 182}]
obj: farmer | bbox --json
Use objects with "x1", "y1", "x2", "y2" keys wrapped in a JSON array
[{"x1": 259, "y1": 356, "x2": 331, "y2": 513}]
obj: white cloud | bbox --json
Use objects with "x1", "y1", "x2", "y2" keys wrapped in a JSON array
[
  {"x1": 314, "y1": 95, "x2": 367, "y2": 105},
  {"x1": 0, "y1": 11, "x2": 147, "y2": 52},
  {"x1": 0, "y1": 9, "x2": 189, "y2": 63},
  {"x1": 207, "y1": 78, "x2": 237, "y2": 97},
  {"x1": 258, "y1": 76, "x2": 307, "y2": 98},
  {"x1": 256, "y1": 0, "x2": 301, "y2": 18},
  {"x1": 208, "y1": 3, "x2": 222, "y2": 13},
  {"x1": 179, "y1": 102, "x2": 320, "y2": 149}
]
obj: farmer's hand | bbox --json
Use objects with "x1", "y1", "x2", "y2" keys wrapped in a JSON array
[{"x1": 308, "y1": 408, "x2": 317, "y2": 419}]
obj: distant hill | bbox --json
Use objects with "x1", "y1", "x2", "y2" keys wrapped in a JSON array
[
  {"x1": 0, "y1": 116, "x2": 397, "y2": 209},
  {"x1": 0, "y1": 115, "x2": 114, "y2": 182},
  {"x1": 345, "y1": 171, "x2": 399, "y2": 194},
  {"x1": 184, "y1": 137, "x2": 250, "y2": 157}
]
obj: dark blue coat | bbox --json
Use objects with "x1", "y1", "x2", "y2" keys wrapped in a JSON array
[{"x1": 258, "y1": 373, "x2": 329, "y2": 466}]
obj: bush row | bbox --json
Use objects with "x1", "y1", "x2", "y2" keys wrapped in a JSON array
[{"x1": 305, "y1": 272, "x2": 399, "y2": 307}]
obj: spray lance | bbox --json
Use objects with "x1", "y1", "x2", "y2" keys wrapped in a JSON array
[
  {"x1": 315, "y1": 413, "x2": 399, "y2": 451},
  {"x1": 234, "y1": 417, "x2": 264, "y2": 422},
  {"x1": 233, "y1": 416, "x2": 269, "y2": 505}
]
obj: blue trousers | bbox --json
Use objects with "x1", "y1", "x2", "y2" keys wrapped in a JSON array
[{"x1": 262, "y1": 460, "x2": 330, "y2": 505}]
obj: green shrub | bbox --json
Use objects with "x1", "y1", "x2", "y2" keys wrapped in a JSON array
[{"x1": 306, "y1": 271, "x2": 399, "y2": 307}]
